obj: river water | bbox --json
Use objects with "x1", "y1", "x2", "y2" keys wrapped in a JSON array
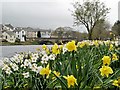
[{"x1": 0, "y1": 45, "x2": 52, "y2": 59}]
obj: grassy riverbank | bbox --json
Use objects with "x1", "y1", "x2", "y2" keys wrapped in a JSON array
[{"x1": 1, "y1": 40, "x2": 40, "y2": 46}]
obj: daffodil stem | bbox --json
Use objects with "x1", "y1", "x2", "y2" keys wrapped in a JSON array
[{"x1": 52, "y1": 72, "x2": 68, "y2": 89}]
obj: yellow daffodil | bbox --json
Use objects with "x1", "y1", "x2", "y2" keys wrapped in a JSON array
[
  {"x1": 109, "y1": 44, "x2": 114, "y2": 51},
  {"x1": 66, "y1": 40, "x2": 77, "y2": 52},
  {"x1": 112, "y1": 54, "x2": 118, "y2": 61},
  {"x1": 40, "y1": 64, "x2": 51, "y2": 78},
  {"x1": 46, "y1": 48, "x2": 50, "y2": 54},
  {"x1": 99, "y1": 66, "x2": 113, "y2": 77},
  {"x1": 102, "y1": 56, "x2": 111, "y2": 65},
  {"x1": 52, "y1": 71, "x2": 60, "y2": 79},
  {"x1": 52, "y1": 43, "x2": 60, "y2": 55},
  {"x1": 112, "y1": 78, "x2": 120, "y2": 87},
  {"x1": 53, "y1": 71, "x2": 60, "y2": 77},
  {"x1": 42, "y1": 44, "x2": 47, "y2": 50},
  {"x1": 63, "y1": 75, "x2": 78, "y2": 88},
  {"x1": 59, "y1": 45, "x2": 63, "y2": 50},
  {"x1": 94, "y1": 40, "x2": 99, "y2": 47},
  {"x1": 77, "y1": 42, "x2": 86, "y2": 48}
]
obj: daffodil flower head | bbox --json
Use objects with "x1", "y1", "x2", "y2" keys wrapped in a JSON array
[
  {"x1": 52, "y1": 43, "x2": 60, "y2": 55},
  {"x1": 46, "y1": 48, "x2": 50, "y2": 54},
  {"x1": 42, "y1": 44, "x2": 47, "y2": 50},
  {"x1": 102, "y1": 56, "x2": 111, "y2": 66},
  {"x1": 63, "y1": 75, "x2": 78, "y2": 88},
  {"x1": 22, "y1": 72, "x2": 29, "y2": 78},
  {"x1": 40, "y1": 64, "x2": 51, "y2": 78},
  {"x1": 66, "y1": 40, "x2": 77, "y2": 52},
  {"x1": 77, "y1": 42, "x2": 86, "y2": 48},
  {"x1": 112, "y1": 77, "x2": 120, "y2": 87},
  {"x1": 52, "y1": 71, "x2": 60, "y2": 79},
  {"x1": 109, "y1": 44, "x2": 114, "y2": 51},
  {"x1": 94, "y1": 40, "x2": 99, "y2": 47},
  {"x1": 99, "y1": 66, "x2": 113, "y2": 77},
  {"x1": 59, "y1": 45, "x2": 63, "y2": 50},
  {"x1": 112, "y1": 54, "x2": 118, "y2": 61}
]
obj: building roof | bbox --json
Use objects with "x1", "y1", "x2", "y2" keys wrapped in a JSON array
[
  {"x1": 4, "y1": 24, "x2": 14, "y2": 29},
  {"x1": 23, "y1": 27, "x2": 35, "y2": 31},
  {"x1": 14, "y1": 27, "x2": 24, "y2": 32},
  {"x1": 22, "y1": 27, "x2": 52, "y2": 32},
  {"x1": 39, "y1": 29, "x2": 52, "y2": 32},
  {"x1": 14, "y1": 27, "x2": 52, "y2": 32},
  {"x1": 3, "y1": 31, "x2": 15, "y2": 36}
]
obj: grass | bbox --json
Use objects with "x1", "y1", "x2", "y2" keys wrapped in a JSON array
[{"x1": 1, "y1": 40, "x2": 40, "y2": 46}]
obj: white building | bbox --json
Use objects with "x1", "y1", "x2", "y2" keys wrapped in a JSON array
[
  {"x1": 40, "y1": 29, "x2": 52, "y2": 38},
  {"x1": 23, "y1": 27, "x2": 38, "y2": 38},
  {"x1": 2, "y1": 31, "x2": 16, "y2": 43},
  {"x1": 0, "y1": 24, "x2": 2, "y2": 42},
  {"x1": 23, "y1": 27, "x2": 52, "y2": 38},
  {"x1": 2, "y1": 24, "x2": 15, "y2": 31},
  {"x1": 14, "y1": 27, "x2": 26, "y2": 42}
]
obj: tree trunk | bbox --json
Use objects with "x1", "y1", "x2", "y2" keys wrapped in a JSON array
[{"x1": 88, "y1": 32, "x2": 92, "y2": 40}]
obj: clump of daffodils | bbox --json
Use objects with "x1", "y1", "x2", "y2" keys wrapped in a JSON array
[
  {"x1": 100, "y1": 55, "x2": 113, "y2": 78},
  {"x1": 1, "y1": 40, "x2": 119, "y2": 89},
  {"x1": 99, "y1": 52, "x2": 119, "y2": 78},
  {"x1": 22, "y1": 72, "x2": 29, "y2": 78},
  {"x1": 2, "y1": 64, "x2": 12, "y2": 75},
  {"x1": 41, "y1": 54, "x2": 49, "y2": 64},
  {"x1": 10, "y1": 63, "x2": 19, "y2": 71}
]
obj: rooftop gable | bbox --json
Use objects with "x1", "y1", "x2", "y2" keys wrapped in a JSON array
[
  {"x1": 4, "y1": 24, "x2": 14, "y2": 29},
  {"x1": 3, "y1": 31, "x2": 15, "y2": 36}
]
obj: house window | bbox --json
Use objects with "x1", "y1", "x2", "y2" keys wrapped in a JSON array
[
  {"x1": 6, "y1": 36, "x2": 7, "y2": 39},
  {"x1": 18, "y1": 35, "x2": 19, "y2": 37},
  {"x1": 22, "y1": 31, "x2": 24, "y2": 34}
]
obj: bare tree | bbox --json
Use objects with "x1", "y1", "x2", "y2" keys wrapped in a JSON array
[{"x1": 72, "y1": 0, "x2": 110, "y2": 40}]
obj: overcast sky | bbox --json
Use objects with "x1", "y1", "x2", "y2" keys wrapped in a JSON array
[{"x1": 0, "y1": 0, "x2": 120, "y2": 32}]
